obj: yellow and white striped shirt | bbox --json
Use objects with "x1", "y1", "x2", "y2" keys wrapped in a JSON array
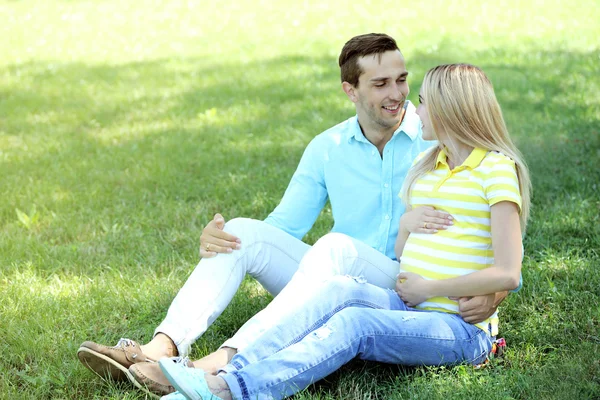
[{"x1": 399, "y1": 147, "x2": 522, "y2": 336}]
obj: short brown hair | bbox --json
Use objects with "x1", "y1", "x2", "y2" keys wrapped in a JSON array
[{"x1": 338, "y1": 33, "x2": 400, "y2": 87}]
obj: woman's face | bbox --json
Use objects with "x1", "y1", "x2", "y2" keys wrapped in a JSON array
[{"x1": 416, "y1": 90, "x2": 436, "y2": 141}]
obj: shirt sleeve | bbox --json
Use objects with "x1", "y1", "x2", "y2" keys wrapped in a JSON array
[
  {"x1": 264, "y1": 136, "x2": 329, "y2": 239},
  {"x1": 483, "y1": 155, "x2": 522, "y2": 211}
]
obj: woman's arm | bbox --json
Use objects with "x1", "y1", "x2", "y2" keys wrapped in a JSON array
[{"x1": 397, "y1": 201, "x2": 522, "y2": 306}]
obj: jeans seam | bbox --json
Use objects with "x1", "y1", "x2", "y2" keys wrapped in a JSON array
[
  {"x1": 230, "y1": 370, "x2": 251, "y2": 400},
  {"x1": 180, "y1": 240, "x2": 306, "y2": 344}
]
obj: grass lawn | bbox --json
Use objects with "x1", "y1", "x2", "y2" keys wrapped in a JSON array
[{"x1": 1, "y1": 0, "x2": 599, "y2": 399}]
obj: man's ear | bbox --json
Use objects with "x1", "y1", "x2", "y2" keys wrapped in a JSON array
[{"x1": 342, "y1": 82, "x2": 358, "y2": 103}]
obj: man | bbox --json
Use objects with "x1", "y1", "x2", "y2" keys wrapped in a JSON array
[{"x1": 78, "y1": 33, "x2": 503, "y2": 397}]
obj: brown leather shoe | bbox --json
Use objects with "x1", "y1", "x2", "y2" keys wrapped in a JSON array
[
  {"x1": 130, "y1": 357, "x2": 194, "y2": 397},
  {"x1": 77, "y1": 338, "x2": 155, "y2": 382}
]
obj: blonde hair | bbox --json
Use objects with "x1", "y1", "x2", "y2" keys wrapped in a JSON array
[{"x1": 401, "y1": 64, "x2": 531, "y2": 232}]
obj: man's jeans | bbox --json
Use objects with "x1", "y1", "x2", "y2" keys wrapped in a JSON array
[
  {"x1": 155, "y1": 218, "x2": 399, "y2": 356},
  {"x1": 221, "y1": 276, "x2": 493, "y2": 400}
]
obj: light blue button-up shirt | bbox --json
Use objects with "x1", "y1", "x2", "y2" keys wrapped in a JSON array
[{"x1": 264, "y1": 101, "x2": 433, "y2": 260}]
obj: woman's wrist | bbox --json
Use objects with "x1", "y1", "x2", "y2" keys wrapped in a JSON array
[{"x1": 425, "y1": 279, "x2": 439, "y2": 298}]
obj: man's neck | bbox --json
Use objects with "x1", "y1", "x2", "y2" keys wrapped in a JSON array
[{"x1": 359, "y1": 108, "x2": 406, "y2": 156}]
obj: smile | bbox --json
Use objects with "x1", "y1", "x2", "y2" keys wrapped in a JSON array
[{"x1": 382, "y1": 104, "x2": 401, "y2": 113}]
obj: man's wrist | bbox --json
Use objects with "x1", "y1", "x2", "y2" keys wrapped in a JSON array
[{"x1": 493, "y1": 291, "x2": 509, "y2": 308}]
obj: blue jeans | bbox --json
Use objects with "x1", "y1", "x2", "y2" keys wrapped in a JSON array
[{"x1": 220, "y1": 276, "x2": 493, "y2": 400}]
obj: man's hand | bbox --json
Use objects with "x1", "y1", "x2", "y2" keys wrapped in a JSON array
[
  {"x1": 401, "y1": 206, "x2": 453, "y2": 234},
  {"x1": 199, "y1": 213, "x2": 241, "y2": 259},
  {"x1": 455, "y1": 292, "x2": 506, "y2": 324}
]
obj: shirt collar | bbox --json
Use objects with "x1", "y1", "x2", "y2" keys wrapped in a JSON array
[
  {"x1": 347, "y1": 100, "x2": 419, "y2": 143},
  {"x1": 397, "y1": 100, "x2": 420, "y2": 141},
  {"x1": 347, "y1": 116, "x2": 370, "y2": 144},
  {"x1": 436, "y1": 147, "x2": 488, "y2": 169}
]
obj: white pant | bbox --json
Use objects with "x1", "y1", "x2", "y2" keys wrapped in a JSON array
[{"x1": 156, "y1": 218, "x2": 399, "y2": 356}]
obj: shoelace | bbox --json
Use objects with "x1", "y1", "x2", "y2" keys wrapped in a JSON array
[
  {"x1": 115, "y1": 338, "x2": 136, "y2": 348},
  {"x1": 113, "y1": 338, "x2": 185, "y2": 364},
  {"x1": 170, "y1": 356, "x2": 191, "y2": 366}
]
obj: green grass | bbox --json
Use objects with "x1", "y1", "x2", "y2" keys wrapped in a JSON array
[{"x1": 1, "y1": 0, "x2": 599, "y2": 399}]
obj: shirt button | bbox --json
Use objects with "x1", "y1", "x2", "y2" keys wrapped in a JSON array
[
  {"x1": 379, "y1": 247, "x2": 384, "y2": 251},
  {"x1": 384, "y1": 183, "x2": 389, "y2": 188},
  {"x1": 385, "y1": 214, "x2": 390, "y2": 220}
]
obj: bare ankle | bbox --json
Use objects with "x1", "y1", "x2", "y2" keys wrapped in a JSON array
[
  {"x1": 205, "y1": 375, "x2": 232, "y2": 400},
  {"x1": 221, "y1": 346, "x2": 237, "y2": 363},
  {"x1": 192, "y1": 347, "x2": 237, "y2": 374},
  {"x1": 157, "y1": 333, "x2": 178, "y2": 356},
  {"x1": 141, "y1": 333, "x2": 178, "y2": 359}
]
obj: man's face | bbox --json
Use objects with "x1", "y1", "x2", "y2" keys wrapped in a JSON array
[{"x1": 353, "y1": 50, "x2": 409, "y2": 131}]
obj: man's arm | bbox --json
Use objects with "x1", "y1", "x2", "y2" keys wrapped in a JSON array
[
  {"x1": 263, "y1": 137, "x2": 329, "y2": 239},
  {"x1": 457, "y1": 291, "x2": 508, "y2": 324},
  {"x1": 199, "y1": 137, "x2": 329, "y2": 258}
]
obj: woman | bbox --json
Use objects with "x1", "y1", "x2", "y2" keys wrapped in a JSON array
[{"x1": 158, "y1": 63, "x2": 532, "y2": 400}]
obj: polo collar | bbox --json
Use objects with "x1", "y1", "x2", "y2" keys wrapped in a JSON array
[
  {"x1": 347, "y1": 100, "x2": 419, "y2": 143},
  {"x1": 436, "y1": 147, "x2": 488, "y2": 170}
]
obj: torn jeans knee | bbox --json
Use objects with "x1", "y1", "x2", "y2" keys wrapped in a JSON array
[{"x1": 312, "y1": 325, "x2": 333, "y2": 340}]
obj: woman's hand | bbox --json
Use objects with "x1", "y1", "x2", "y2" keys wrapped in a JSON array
[
  {"x1": 396, "y1": 272, "x2": 431, "y2": 307},
  {"x1": 400, "y1": 206, "x2": 453, "y2": 234}
]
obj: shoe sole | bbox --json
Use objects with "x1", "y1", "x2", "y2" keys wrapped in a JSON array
[
  {"x1": 77, "y1": 346, "x2": 131, "y2": 380},
  {"x1": 128, "y1": 366, "x2": 168, "y2": 399},
  {"x1": 77, "y1": 346, "x2": 158, "y2": 398}
]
